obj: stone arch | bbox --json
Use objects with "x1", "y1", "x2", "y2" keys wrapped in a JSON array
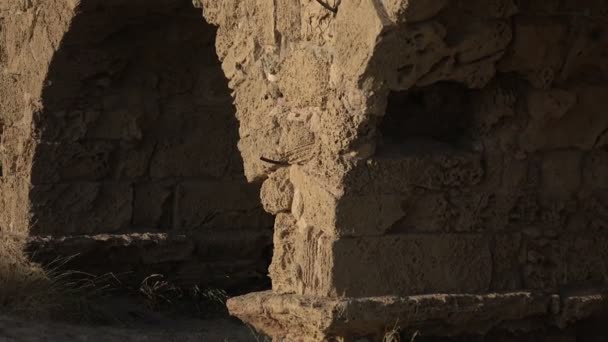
[
  {"x1": 1, "y1": 0, "x2": 273, "y2": 290},
  {"x1": 202, "y1": 1, "x2": 608, "y2": 339}
]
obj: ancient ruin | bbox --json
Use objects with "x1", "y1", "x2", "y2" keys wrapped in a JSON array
[
  {"x1": 2, "y1": 0, "x2": 608, "y2": 340},
  {"x1": 0, "y1": 0, "x2": 272, "y2": 290}
]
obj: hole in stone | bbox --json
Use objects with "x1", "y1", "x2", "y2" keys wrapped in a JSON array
[
  {"x1": 26, "y1": 0, "x2": 273, "y2": 291},
  {"x1": 378, "y1": 82, "x2": 474, "y2": 154}
]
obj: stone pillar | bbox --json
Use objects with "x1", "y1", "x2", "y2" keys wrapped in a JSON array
[{"x1": 202, "y1": 0, "x2": 608, "y2": 340}]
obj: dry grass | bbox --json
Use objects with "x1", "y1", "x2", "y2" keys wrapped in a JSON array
[
  {"x1": 139, "y1": 274, "x2": 182, "y2": 309},
  {"x1": 138, "y1": 274, "x2": 229, "y2": 317},
  {"x1": 0, "y1": 235, "x2": 54, "y2": 318},
  {"x1": 1, "y1": 234, "x2": 230, "y2": 322},
  {"x1": 383, "y1": 320, "x2": 419, "y2": 342},
  {"x1": 0, "y1": 234, "x2": 117, "y2": 321}
]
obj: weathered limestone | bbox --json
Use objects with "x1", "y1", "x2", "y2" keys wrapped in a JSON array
[
  {"x1": 1, "y1": 0, "x2": 607, "y2": 339},
  {"x1": 228, "y1": 291, "x2": 608, "y2": 341},
  {"x1": 200, "y1": 0, "x2": 608, "y2": 340},
  {"x1": 0, "y1": 0, "x2": 272, "y2": 289}
]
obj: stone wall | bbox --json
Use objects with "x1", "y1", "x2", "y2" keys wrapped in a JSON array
[
  {"x1": 201, "y1": 0, "x2": 608, "y2": 339},
  {"x1": 2, "y1": 0, "x2": 607, "y2": 339},
  {"x1": 0, "y1": 0, "x2": 273, "y2": 290}
]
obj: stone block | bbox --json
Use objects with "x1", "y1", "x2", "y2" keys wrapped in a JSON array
[
  {"x1": 391, "y1": 193, "x2": 451, "y2": 233},
  {"x1": 269, "y1": 214, "x2": 298, "y2": 294},
  {"x1": 227, "y1": 291, "x2": 563, "y2": 341},
  {"x1": 278, "y1": 48, "x2": 330, "y2": 108},
  {"x1": 523, "y1": 233, "x2": 608, "y2": 290},
  {"x1": 334, "y1": 0, "x2": 388, "y2": 84},
  {"x1": 288, "y1": 149, "x2": 482, "y2": 237},
  {"x1": 149, "y1": 115, "x2": 240, "y2": 179},
  {"x1": 30, "y1": 141, "x2": 114, "y2": 184},
  {"x1": 540, "y1": 150, "x2": 582, "y2": 199},
  {"x1": 202, "y1": 210, "x2": 274, "y2": 233},
  {"x1": 190, "y1": 228, "x2": 272, "y2": 262},
  {"x1": 382, "y1": 0, "x2": 449, "y2": 23},
  {"x1": 260, "y1": 167, "x2": 293, "y2": 215},
  {"x1": 37, "y1": 109, "x2": 100, "y2": 142},
  {"x1": 329, "y1": 233, "x2": 493, "y2": 297},
  {"x1": 29, "y1": 182, "x2": 133, "y2": 235},
  {"x1": 0, "y1": 176, "x2": 31, "y2": 235},
  {"x1": 86, "y1": 95, "x2": 145, "y2": 141},
  {"x1": 0, "y1": 125, "x2": 34, "y2": 179},
  {"x1": 346, "y1": 145, "x2": 484, "y2": 195},
  {"x1": 498, "y1": 17, "x2": 567, "y2": 87},
  {"x1": 25, "y1": 229, "x2": 271, "y2": 290},
  {"x1": 195, "y1": 67, "x2": 234, "y2": 105},
  {"x1": 132, "y1": 182, "x2": 174, "y2": 229},
  {"x1": 176, "y1": 180, "x2": 269, "y2": 230},
  {"x1": 558, "y1": 14, "x2": 608, "y2": 82},
  {"x1": 110, "y1": 142, "x2": 155, "y2": 180},
  {"x1": 520, "y1": 85, "x2": 608, "y2": 151},
  {"x1": 491, "y1": 233, "x2": 524, "y2": 291},
  {"x1": 280, "y1": 228, "x2": 493, "y2": 297},
  {"x1": 395, "y1": 190, "x2": 508, "y2": 234},
  {"x1": 526, "y1": 89, "x2": 577, "y2": 122},
  {"x1": 275, "y1": 0, "x2": 301, "y2": 42},
  {"x1": 27, "y1": 232, "x2": 195, "y2": 269},
  {"x1": 290, "y1": 165, "x2": 406, "y2": 237},
  {"x1": 584, "y1": 149, "x2": 608, "y2": 189},
  {"x1": 175, "y1": 258, "x2": 269, "y2": 291}
]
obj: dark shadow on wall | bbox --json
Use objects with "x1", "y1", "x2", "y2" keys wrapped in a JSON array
[
  {"x1": 378, "y1": 82, "x2": 474, "y2": 152},
  {"x1": 27, "y1": 0, "x2": 273, "y2": 292}
]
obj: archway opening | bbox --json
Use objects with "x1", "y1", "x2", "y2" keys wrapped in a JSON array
[{"x1": 27, "y1": 0, "x2": 273, "y2": 292}]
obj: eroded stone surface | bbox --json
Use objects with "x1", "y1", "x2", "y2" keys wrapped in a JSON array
[
  {"x1": 204, "y1": 0, "x2": 608, "y2": 339},
  {"x1": 0, "y1": 0, "x2": 272, "y2": 289},
  {"x1": 2, "y1": 0, "x2": 608, "y2": 340},
  {"x1": 228, "y1": 290, "x2": 608, "y2": 341},
  {"x1": 27, "y1": 229, "x2": 272, "y2": 289},
  {"x1": 261, "y1": 168, "x2": 294, "y2": 215}
]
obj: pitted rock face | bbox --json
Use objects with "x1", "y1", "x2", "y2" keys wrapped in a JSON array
[
  {"x1": 0, "y1": 0, "x2": 273, "y2": 290},
  {"x1": 200, "y1": 0, "x2": 518, "y2": 186},
  {"x1": 204, "y1": 0, "x2": 608, "y2": 339},
  {"x1": 2, "y1": 0, "x2": 608, "y2": 340}
]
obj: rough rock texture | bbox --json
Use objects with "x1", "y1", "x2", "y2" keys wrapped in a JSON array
[
  {"x1": 228, "y1": 290, "x2": 608, "y2": 341},
  {"x1": 0, "y1": 0, "x2": 272, "y2": 289},
  {"x1": 2, "y1": 0, "x2": 608, "y2": 340},
  {"x1": 197, "y1": 0, "x2": 608, "y2": 339}
]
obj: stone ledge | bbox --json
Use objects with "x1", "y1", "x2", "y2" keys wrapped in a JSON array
[
  {"x1": 26, "y1": 230, "x2": 271, "y2": 289},
  {"x1": 227, "y1": 290, "x2": 608, "y2": 341}
]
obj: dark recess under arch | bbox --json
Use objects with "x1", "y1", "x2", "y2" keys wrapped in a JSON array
[{"x1": 26, "y1": 0, "x2": 273, "y2": 293}]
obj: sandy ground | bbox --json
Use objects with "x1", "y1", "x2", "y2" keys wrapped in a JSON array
[
  {"x1": 0, "y1": 290, "x2": 267, "y2": 342},
  {"x1": 0, "y1": 315, "x2": 261, "y2": 342}
]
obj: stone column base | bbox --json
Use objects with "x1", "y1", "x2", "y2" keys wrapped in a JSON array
[{"x1": 228, "y1": 290, "x2": 608, "y2": 341}]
